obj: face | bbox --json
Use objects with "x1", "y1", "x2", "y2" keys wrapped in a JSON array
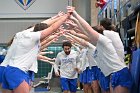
[{"x1": 63, "y1": 46, "x2": 71, "y2": 55}]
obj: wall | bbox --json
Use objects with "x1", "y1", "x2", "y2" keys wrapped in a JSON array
[
  {"x1": 73, "y1": 0, "x2": 91, "y2": 23},
  {"x1": 91, "y1": 0, "x2": 99, "y2": 26},
  {"x1": 0, "y1": 0, "x2": 68, "y2": 18},
  {"x1": 0, "y1": 0, "x2": 69, "y2": 44},
  {"x1": 0, "y1": 0, "x2": 94, "y2": 44}
]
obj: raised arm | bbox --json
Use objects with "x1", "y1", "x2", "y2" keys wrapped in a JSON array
[
  {"x1": 40, "y1": 37, "x2": 58, "y2": 51},
  {"x1": 69, "y1": 15, "x2": 89, "y2": 36},
  {"x1": 67, "y1": 6, "x2": 99, "y2": 45},
  {"x1": 66, "y1": 33, "x2": 88, "y2": 47},
  {"x1": 41, "y1": 11, "x2": 65, "y2": 26},
  {"x1": 68, "y1": 30, "x2": 90, "y2": 41},
  {"x1": 40, "y1": 13, "x2": 70, "y2": 40},
  {"x1": 39, "y1": 58, "x2": 55, "y2": 65},
  {"x1": 72, "y1": 44, "x2": 81, "y2": 53},
  {"x1": 40, "y1": 34, "x2": 57, "y2": 46},
  {"x1": 37, "y1": 54, "x2": 55, "y2": 61}
]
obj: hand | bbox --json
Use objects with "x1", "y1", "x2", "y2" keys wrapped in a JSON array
[
  {"x1": 95, "y1": 3, "x2": 99, "y2": 8},
  {"x1": 68, "y1": 30, "x2": 77, "y2": 35},
  {"x1": 48, "y1": 51, "x2": 54, "y2": 54},
  {"x1": 52, "y1": 58, "x2": 56, "y2": 61},
  {"x1": 58, "y1": 11, "x2": 65, "y2": 16},
  {"x1": 55, "y1": 71, "x2": 60, "y2": 77},
  {"x1": 74, "y1": 68, "x2": 82, "y2": 74},
  {"x1": 37, "y1": 55, "x2": 42, "y2": 60},
  {"x1": 65, "y1": 20, "x2": 78, "y2": 30},
  {"x1": 67, "y1": 6, "x2": 75, "y2": 15},
  {"x1": 53, "y1": 38, "x2": 59, "y2": 43}
]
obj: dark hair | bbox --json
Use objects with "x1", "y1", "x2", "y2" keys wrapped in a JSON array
[
  {"x1": 62, "y1": 41, "x2": 72, "y2": 48},
  {"x1": 100, "y1": 18, "x2": 112, "y2": 30},
  {"x1": 33, "y1": 23, "x2": 48, "y2": 32},
  {"x1": 92, "y1": 25, "x2": 103, "y2": 34}
]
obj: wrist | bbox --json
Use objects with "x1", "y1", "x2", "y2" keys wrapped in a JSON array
[{"x1": 73, "y1": 11, "x2": 77, "y2": 16}]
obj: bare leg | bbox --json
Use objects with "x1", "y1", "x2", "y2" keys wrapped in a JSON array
[
  {"x1": 13, "y1": 80, "x2": 30, "y2": 93},
  {"x1": 114, "y1": 85, "x2": 129, "y2": 93},
  {"x1": 63, "y1": 90, "x2": 69, "y2": 93},
  {"x1": 1, "y1": 83, "x2": 13, "y2": 93},
  {"x1": 83, "y1": 84, "x2": 89, "y2": 93},
  {"x1": 88, "y1": 85, "x2": 93, "y2": 93},
  {"x1": 110, "y1": 83, "x2": 113, "y2": 93},
  {"x1": 91, "y1": 80, "x2": 101, "y2": 93}
]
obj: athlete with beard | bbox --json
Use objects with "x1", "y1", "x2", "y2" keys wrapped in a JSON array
[{"x1": 54, "y1": 41, "x2": 81, "y2": 93}]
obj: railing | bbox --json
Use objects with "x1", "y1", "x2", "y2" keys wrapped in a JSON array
[
  {"x1": 97, "y1": 0, "x2": 131, "y2": 25},
  {"x1": 97, "y1": 0, "x2": 140, "y2": 52}
]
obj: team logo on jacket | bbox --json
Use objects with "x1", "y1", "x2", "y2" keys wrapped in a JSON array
[{"x1": 15, "y1": 0, "x2": 36, "y2": 10}]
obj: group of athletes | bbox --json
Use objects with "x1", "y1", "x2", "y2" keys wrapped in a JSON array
[{"x1": 0, "y1": 6, "x2": 132, "y2": 93}]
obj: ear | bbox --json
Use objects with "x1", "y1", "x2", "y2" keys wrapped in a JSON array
[{"x1": 100, "y1": 25, "x2": 105, "y2": 30}]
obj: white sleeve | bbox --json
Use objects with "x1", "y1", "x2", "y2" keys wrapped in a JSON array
[
  {"x1": 87, "y1": 42, "x2": 96, "y2": 50},
  {"x1": 30, "y1": 32, "x2": 41, "y2": 42},
  {"x1": 76, "y1": 54, "x2": 81, "y2": 69},
  {"x1": 73, "y1": 45, "x2": 81, "y2": 53},
  {"x1": 80, "y1": 49, "x2": 87, "y2": 71},
  {"x1": 54, "y1": 53, "x2": 60, "y2": 73},
  {"x1": 1, "y1": 40, "x2": 15, "y2": 66}
]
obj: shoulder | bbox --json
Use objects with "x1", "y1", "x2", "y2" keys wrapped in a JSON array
[
  {"x1": 71, "y1": 50, "x2": 77, "y2": 54},
  {"x1": 57, "y1": 51, "x2": 64, "y2": 56}
]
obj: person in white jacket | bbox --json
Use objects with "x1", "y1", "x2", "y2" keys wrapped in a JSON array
[{"x1": 54, "y1": 41, "x2": 81, "y2": 93}]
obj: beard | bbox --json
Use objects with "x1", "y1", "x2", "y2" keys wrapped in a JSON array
[{"x1": 65, "y1": 51, "x2": 70, "y2": 55}]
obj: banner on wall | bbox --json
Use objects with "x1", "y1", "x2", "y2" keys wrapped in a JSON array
[{"x1": 15, "y1": 0, "x2": 36, "y2": 10}]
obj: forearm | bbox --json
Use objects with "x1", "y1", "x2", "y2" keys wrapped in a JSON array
[
  {"x1": 40, "y1": 14, "x2": 69, "y2": 40},
  {"x1": 72, "y1": 18, "x2": 89, "y2": 36},
  {"x1": 39, "y1": 59, "x2": 55, "y2": 65},
  {"x1": 73, "y1": 11, "x2": 99, "y2": 45},
  {"x1": 41, "y1": 15, "x2": 62, "y2": 26},
  {"x1": 72, "y1": 44, "x2": 81, "y2": 53},
  {"x1": 41, "y1": 35, "x2": 57, "y2": 46},
  {"x1": 71, "y1": 31, "x2": 90, "y2": 41},
  {"x1": 40, "y1": 39, "x2": 54, "y2": 51},
  {"x1": 68, "y1": 33, "x2": 87, "y2": 47}
]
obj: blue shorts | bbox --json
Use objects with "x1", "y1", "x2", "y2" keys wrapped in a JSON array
[
  {"x1": 2, "y1": 66, "x2": 30, "y2": 90},
  {"x1": 79, "y1": 67, "x2": 92, "y2": 84},
  {"x1": 111, "y1": 67, "x2": 132, "y2": 89},
  {"x1": 98, "y1": 71, "x2": 110, "y2": 91},
  {"x1": 28, "y1": 71, "x2": 35, "y2": 81},
  {"x1": 28, "y1": 71, "x2": 35, "y2": 86},
  {"x1": 90, "y1": 66, "x2": 100, "y2": 81},
  {"x1": 0, "y1": 66, "x2": 6, "y2": 83},
  {"x1": 60, "y1": 77, "x2": 77, "y2": 92},
  {"x1": 0, "y1": 55, "x2": 5, "y2": 64}
]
